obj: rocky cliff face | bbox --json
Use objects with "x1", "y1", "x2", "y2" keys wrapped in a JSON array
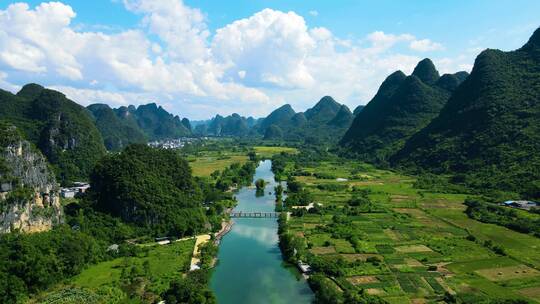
[{"x1": 0, "y1": 124, "x2": 62, "y2": 233}]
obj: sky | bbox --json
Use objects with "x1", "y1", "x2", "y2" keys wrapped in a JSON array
[{"x1": 0, "y1": 1, "x2": 538, "y2": 119}]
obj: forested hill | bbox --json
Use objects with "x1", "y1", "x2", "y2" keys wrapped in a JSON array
[
  {"x1": 87, "y1": 104, "x2": 147, "y2": 151},
  {"x1": 88, "y1": 102, "x2": 193, "y2": 148},
  {"x1": 193, "y1": 113, "x2": 260, "y2": 137},
  {"x1": 392, "y1": 28, "x2": 540, "y2": 198},
  {"x1": 340, "y1": 59, "x2": 469, "y2": 162},
  {"x1": 128, "y1": 103, "x2": 192, "y2": 140},
  {"x1": 0, "y1": 84, "x2": 106, "y2": 185},
  {"x1": 89, "y1": 144, "x2": 207, "y2": 236},
  {"x1": 258, "y1": 96, "x2": 354, "y2": 143}
]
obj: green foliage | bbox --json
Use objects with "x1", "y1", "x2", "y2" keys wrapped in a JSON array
[
  {"x1": 464, "y1": 198, "x2": 540, "y2": 237},
  {"x1": 394, "y1": 29, "x2": 540, "y2": 199},
  {"x1": 37, "y1": 287, "x2": 104, "y2": 304},
  {"x1": 0, "y1": 227, "x2": 103, "y2": 304},
  {"x1": 161, "y1": 270, "x2": 216, "y2": 304},
  {"x1": 90, "y1": 144, "x2": 207, "y2": 236},
  {"x1": 341, "y1": 59, "x2": 467, "y2": 163},
  {"x1": 259, "y1": 96, "x2": 354, "y2": 144},
  {"x1": 0, "y1": 84, "x2": 106, "y2": 185},
  {"x1": 200, "y1": 113, "x2": 253, "y2": 137},
  {"x1": 87, "y1": 103, "x2": 147, "y2": 151},
  {"x1": 128, "y1": 103, "x2": 191, "y2": 140},
  {"x1": 255, "y1": 178, "x2": 266, "y2": 190},
  {"x1": 214, "y1": 162, "x2": 256, "y2": 191},
  {"x1": 263, "y1": 124, "x2": 283, "y2": 139}
]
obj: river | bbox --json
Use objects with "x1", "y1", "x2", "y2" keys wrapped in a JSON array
[{"x1": 210, "y1": 160, "x2": 313, "y2": 304}]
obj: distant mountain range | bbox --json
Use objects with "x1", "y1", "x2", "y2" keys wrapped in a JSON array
[
  {"x1": 4, "y1": 28, "x2": 538, "y2": 198},
  {"x1": 341, "y1": 59, "x2": 469, "y2": 162},
  {"x1": 391, "y1": 27, "x2": 540, "y2": 197},
  {"x1": 0, "y1": 84, "x2": 106, "y2": 185},
  {"x1": 190, "y1": 96, "x2": 356, "y2": 142},
  {"x1": 342, "y1": 27, "x2": 540, "y2": 198},
  {"x1": 257, "y1": 96, "x2": 354, "y2": 143},
  {"x1": 87, "y1": 103, "x2": 191, "y2": 150}
]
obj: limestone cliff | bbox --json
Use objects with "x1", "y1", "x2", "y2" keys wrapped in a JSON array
[{"x1": 0, "y1": 124, "x2": 62, "y2": 233}]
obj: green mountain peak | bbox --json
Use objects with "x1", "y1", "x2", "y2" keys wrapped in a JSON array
[{"x1": 412, "y1": 58, "x2": 440, "y2": 84}]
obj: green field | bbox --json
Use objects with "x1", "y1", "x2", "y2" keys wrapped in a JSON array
[
  {"x1": 253, "y1": 146, "x2": 298, "y2": 158},
  {"x1": 282, "y1": 158, "x2": 540, "y2": 303},
  {"x1": 188, "y1": 153, "x2": 248, "y2": 176},
  {"x1": 74, "y1": 240, "x2": 195, "y2": 296}
]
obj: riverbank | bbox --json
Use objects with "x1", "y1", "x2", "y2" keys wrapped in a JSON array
[{"x1": 210, "y1": 160, "x2": 313, "y2": 303}]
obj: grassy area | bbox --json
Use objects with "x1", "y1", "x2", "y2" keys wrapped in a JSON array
[
  {"x1": 283, "y1": 158, "x2": 540, "y2": 303},
  {"x1": 187, "y1": 145, "x2": 296, "y2": 176},
  {"x1": 74, "y1": 239, "x2": 195, "y2": 295},
  {"x1": 253, "y1": 146, "x2": 298, "y2": 158},
  {"x1": 188, "y1": 153, "x2": 248, "y2": 177}
]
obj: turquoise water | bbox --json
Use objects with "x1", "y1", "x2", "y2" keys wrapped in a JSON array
[{"x1": 210, "y1": 160, "x2": 313, "y2": 304}]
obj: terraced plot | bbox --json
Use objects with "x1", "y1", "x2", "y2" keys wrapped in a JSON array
[{"x1": 283, "y1": 159, "x2": 539, "y2": 303}]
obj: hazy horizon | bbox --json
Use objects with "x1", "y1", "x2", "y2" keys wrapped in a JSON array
[{"x1": 0, "y1": 0, "x2": 538, "y2": 119}]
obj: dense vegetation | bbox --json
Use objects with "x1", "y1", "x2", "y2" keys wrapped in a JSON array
[
  {"x1": 127, "y1": 103, "x2": 191, "y2": 140},
  {"x1": 193, "y1": 113, "x2": 259, "y2": 137},
  {"x1": 258, "y1": 96, "x2": 354, "y2": 144},
  {"x1": 341, "y1": 59, "x2": 468, "y2": 163},
  {"x1": 90, "y1": 144, "x2": 207, "y2": 237},
  {"x1": 87, "y1": 104, "x2": 147, "y2": 151},
  {"x1": 393, "y1": 28, "x2": 540, "y2": 199},
  {"x1": 464, "y1": 198, "x2": 540, "y2": 237},
  {"x1": 0, "y1": 84, "x2": 106, "y2": 184},
  {"x1": 273, "y1": 149, "x2": 540, "y2": 303},
  {"x1": 0, "y1": 227, "x2": 103, "y2": 303}
]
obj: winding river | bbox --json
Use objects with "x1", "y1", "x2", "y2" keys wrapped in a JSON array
[{"x1": 210, "y1": 160, "x2": 313, "y2": 304}]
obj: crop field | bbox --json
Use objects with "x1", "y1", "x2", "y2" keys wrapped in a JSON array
[
  {"x1": 253, "y1": 146, "x2": 298, "y2": 158},
  {"x1": 188, "y1": 152, "x2": 248, "y2": 176},
  {"x1": 285, "y1": 159, "x2": 540, "y2": 303}
]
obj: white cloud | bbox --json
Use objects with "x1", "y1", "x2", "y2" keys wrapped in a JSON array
[
  {"x1": 212, "y1": 9, "x2": 316, "y2": 89},
  {"x1": 308, "y1": 10, "x2": 318, "y2": 17},
  {"x1": 366, "y1": 31, "x2": 415, "y2": 53},
  {"x1": 409, "y1": 39, "x2": 444, "y2": 52},
  {"x1": 0, "y1": 1, "x2": 470, "y2": 119},
  {"x1": 123, "y1": 0, "x2": 209, "y2": 62}
]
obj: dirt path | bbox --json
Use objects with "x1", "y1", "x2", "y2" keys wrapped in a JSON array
[{"x1": 190, "y1": 234, "x2": 211, "y2": 271}]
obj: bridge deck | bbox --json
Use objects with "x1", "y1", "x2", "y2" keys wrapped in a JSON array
[{"x1": 230, "y1": 212, "x2": 281, "y2": 218}]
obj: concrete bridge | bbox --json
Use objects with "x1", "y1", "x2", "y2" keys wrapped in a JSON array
[{"x1": 230, "y1": 211, "x2": 281, "y2": 218}]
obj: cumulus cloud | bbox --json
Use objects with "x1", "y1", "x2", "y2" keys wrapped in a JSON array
[
  {"x1": 366, "y1": 31, "x2": 415, "y2": 53},
  {"x1": 409, "y1": 39, "x2": 444, "y2": 52},
  {"x1": 123, "y1": 0, "x2": 209, "y2": 62},
  {"x1": 0, "y1": 1, "x2": 468, "y2": 118},
  {"x1": 212, "y1": 9, "x2": 316, "y2": 89}
]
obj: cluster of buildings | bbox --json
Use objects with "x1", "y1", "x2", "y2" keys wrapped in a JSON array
[
  {"x1": 148, "y1": 137, "x2": 205, "y2": 149},
  {"x1": 501, "y1": 200, "x2": 538, "y2": 211},
  {"x1": 60, "y1": 182, "x2": 90, "y2": 198}
]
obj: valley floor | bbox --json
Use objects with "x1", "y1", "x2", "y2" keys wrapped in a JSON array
[{"x1": 282, "y1": 158, "x2": 540, "y2": 303}]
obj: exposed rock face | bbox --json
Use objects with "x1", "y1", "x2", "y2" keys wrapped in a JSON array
[{"x1": 0, "y1": 124, "x2": 62, "y2": 233}]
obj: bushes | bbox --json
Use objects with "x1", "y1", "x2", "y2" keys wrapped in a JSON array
[
  {"x1": 464, "y1": 198, "x2": 540, "y2": 237},
  {"x1": 308, "y1": 274, "x2": 342, "y2": 304},
  {"x1": 214, "y1": 162, "x2": 256, "y2": 191},
  {"x1": 317, "y1": 183, "x2": 349, "y2": 192},
  {"x1": 255, "y1": 179, "x2": 266, "y2": 190},
  {"x1": 90, "y1": 144, "x2": 208, "y2": 237},
  {"x1": 0, "y1": 227, "x2": 104, "y2": 304},
  {"x1": 162, "y1": 270, "x2": 216, "y2": 304}
]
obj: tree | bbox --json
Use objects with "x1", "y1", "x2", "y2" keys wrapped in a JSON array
[{"x1": 255, "y1": 179, "x2": 266, "y2": 191}]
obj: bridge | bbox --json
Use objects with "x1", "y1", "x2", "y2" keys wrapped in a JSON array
[{"x1": 230, "y1": 211, "x2": 281, "y2": 218}]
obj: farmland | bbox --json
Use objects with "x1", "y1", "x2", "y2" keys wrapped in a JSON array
[{"x1": 278, "y1": 155, "x2": 540, "y2": 303}]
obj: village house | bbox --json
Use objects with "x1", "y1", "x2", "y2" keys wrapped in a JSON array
[
  {"x1": 60, "y1": 182, "x2": 90, "y2": 198},
  {"x1": 502, "y1": 200, "x2": 538, "y2": 211}
]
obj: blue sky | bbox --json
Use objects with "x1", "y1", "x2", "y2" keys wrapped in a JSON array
[{"x1": 0, "y1": 0, "x2": 538, "y2": 119}]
